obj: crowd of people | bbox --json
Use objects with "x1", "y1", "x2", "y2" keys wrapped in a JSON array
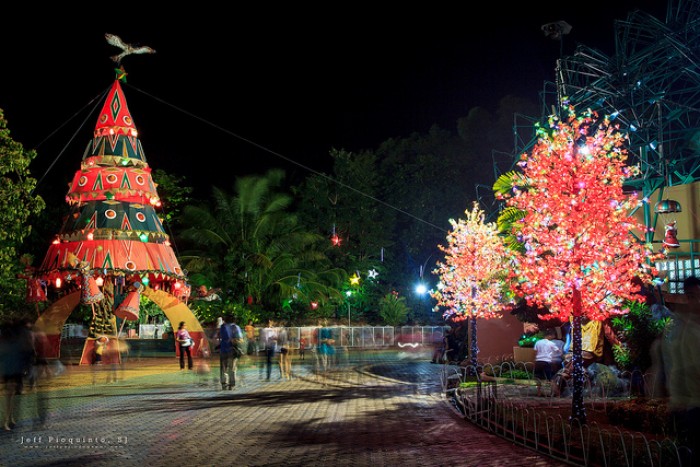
[
  {"x1": 188, "y1": 318, "x2": 344, "y2": 385},
  {"x1": 4, "y1": 276, "x2": 698, "y2": 460}
]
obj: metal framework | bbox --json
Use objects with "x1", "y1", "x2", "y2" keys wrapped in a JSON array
[{"x1": 482, "y1": 0, "x2": 700, "y2": 231}]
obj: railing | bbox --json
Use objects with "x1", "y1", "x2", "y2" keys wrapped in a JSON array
[
  {"x1": 442, "y1": 361, "x2": 691, "y2": 466},
  {"x1": 655, "y1": 239, "x2": 700, "y2": 293},
  {"x1": 256, "y1": 325, "x2": 448, "y2": 350}
]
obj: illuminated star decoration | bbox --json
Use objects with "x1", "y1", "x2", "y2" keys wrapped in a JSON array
[
  {"x1": 367, "y1": 269, "x2": 379, "y2": 279},
  {"x1": 330, "y1": 233, "x2": 341, "y2": 246},
  {"x1": 349, "y1": 273, "x2": 360, "y2": 286}
]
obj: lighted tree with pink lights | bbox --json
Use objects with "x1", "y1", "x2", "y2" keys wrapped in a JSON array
[
  {"x1": 498, "y1": 107, "x2": 657, "y2": 424},
  {"x1": 431, "y1": 201, "x2": 514, "y2": 372}
]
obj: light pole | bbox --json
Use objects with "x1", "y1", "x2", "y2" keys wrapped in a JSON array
[
  {"x1": 345, "y1": 290, "x2": 352, "y2": 327},
  {"x1": 416, "y1": 256, "x2": 432, "y2": 324}
]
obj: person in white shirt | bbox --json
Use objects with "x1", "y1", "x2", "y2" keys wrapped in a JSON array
[{"x1": 533, "y1": 330, "x2": 562, "y2": 396}]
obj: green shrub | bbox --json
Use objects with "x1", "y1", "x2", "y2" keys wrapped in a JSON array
[
  {"x1": 610, "y1": 300, "x2": 668, "y2": 372},
  {"x1": 378, "y1": 293, "x2": 409, "y2": 326}
]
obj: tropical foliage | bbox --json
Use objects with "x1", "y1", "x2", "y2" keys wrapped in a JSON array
[
  {"x1": 178, "y1": 169, "x2": 346, "y2": 323},
  {"x1": 378, "y1": 292, "x2": 410, "y2": 326},
  {"x1": 151, "y1": 169, "x2": 194, "y2": 229},
  {"x1": 0, "y1": 109, "x2": 45, "y2": 318},
  {"x1": 610, "y1": 299, "x2": 668, "y2": 372}
]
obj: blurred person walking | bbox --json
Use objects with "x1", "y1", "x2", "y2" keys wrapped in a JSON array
[
  {"x1": 0, "y1": 318, "x2": 35, "y2": 430},
  {"x1": 218, "y1": 316, "x2": 237, "y2": 390},
  {"x1": 244, "y1": 319, "x2": 257, "y2": 357},
  {"x1": 299, "y1": 336, "x2": 307, "y2": 361},
  {"x1": 260, "y1": 321, "x2": 278, "y2": 381},
  {"x1": 317, "y1": 320, "x2": 335, "y2": 373},
  {"x1": 660, "y1": 276, "x2": 700, "y2": 465},
  {"x1": 28, "y1": 323, "x2": 52, "y2": 427},
  {"x1": 278, "y1": 324, "x2": 291, "y2": 379}
]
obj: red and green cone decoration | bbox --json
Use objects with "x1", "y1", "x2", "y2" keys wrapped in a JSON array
[{"x1": 36, "y1": 74, "x2": 187, "y2": 337}]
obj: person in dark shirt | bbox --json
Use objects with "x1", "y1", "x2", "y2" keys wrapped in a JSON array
[{"x1": 218, "y1": 316, "x2": 236, "y2": 390}]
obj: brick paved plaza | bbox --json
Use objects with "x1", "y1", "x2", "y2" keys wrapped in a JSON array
[{"x1": 0, "y1": 349, "x2": 568, "y2": 466}]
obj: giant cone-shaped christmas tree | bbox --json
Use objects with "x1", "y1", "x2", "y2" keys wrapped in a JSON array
[{"x1": 34, "y1": 70, "x2": 203, "y2": 364}]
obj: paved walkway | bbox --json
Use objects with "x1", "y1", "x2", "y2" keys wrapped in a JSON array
[{"x1": 0, "y1": 349, "x2": 569, "y2": 467}]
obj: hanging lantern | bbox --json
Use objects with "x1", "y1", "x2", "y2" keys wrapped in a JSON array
[
  {"x1": 655, "y1": 199, "x2": 682, "y2": 249},
  {"x1": 80, "y1": 270, "x2": 104, "y2": 305},
  {"x1": 115, "y1": 282, "x2": 142, "y2": 321}
]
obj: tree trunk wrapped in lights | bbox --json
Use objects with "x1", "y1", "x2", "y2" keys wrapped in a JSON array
[{"x1": 499, "y1": 107, "x2": 659, "y2": 425}]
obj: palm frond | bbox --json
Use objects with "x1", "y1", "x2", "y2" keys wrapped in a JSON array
[{"x1": 492, "y1": 171, "x2": 517, "y2": 197}]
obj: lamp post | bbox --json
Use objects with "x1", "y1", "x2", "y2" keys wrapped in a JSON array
[
  {"x1": 416, "y1": 256, "x2": 432, "y2": 324},
  {"x1": 345, "y1": 290, "x2": 352, "y2": 327}
]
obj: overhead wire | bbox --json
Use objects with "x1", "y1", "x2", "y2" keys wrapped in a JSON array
[
  {"x1": 26, "y1": 79, "x2": 449, "y2": 275},
  {"x1": 32, "y1": 87, "x2": 111, "y2": 195},
  {"x1": 125, "y1": 83, "x2": 448, "y2": 234}
]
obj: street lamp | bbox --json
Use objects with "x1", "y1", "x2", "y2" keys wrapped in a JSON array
[
  {"x1": 345, "y1": 290, "x2": 352, "y2": 327},
  {"x1": 416, "y1": 256, "x2": 433, "y2": 323}
]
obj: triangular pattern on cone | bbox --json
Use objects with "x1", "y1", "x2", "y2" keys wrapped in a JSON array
[
  {"x1": 31, "y1": 68, "x2": 206, "y2": 364},
  {"x1": 38, "y1": 79, "x2": 185, "y2": 286}
]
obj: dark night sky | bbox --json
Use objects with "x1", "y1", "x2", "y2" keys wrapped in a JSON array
[{"x1": 1, "y1": 2, "x2": 667, "y2": 199}]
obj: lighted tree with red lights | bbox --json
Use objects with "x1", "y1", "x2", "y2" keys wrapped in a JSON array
[
  {"x1": 500, "y1": 107, "x2": 656, "y2": 424},
  {"x1": 432, "y1": 202, "x2": 513, "y2": 372}
]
